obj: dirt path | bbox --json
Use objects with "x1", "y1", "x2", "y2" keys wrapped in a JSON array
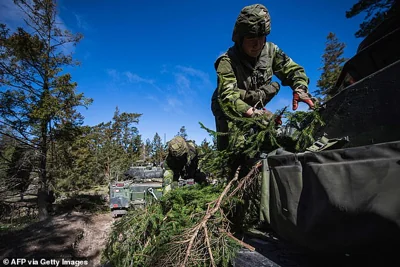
[{"x1": 0, "y1": 211, "x2": 114, "y2": 267}]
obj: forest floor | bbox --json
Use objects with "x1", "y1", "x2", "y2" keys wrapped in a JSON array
[{"x1": 0, "y1": 192, "x2": 115, "y2": 267}]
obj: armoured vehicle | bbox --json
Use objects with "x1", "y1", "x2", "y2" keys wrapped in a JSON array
[
  {"x1": 234, "y1": 11, "x2": 400, "y2": 267},
  {"x1": 109, "y1": 162, "x2": 164, "y2": 217},
  {"x1": 109, "y1": 181, "x2": 131, "y2": 217},
  {"x1": 124, "y1": 162, "x2": 164, "y2": 182}
]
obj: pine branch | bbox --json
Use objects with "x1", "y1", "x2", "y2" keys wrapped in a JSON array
[{"x1": 180, "y1": 166, "x2": 241, "y2": 266}]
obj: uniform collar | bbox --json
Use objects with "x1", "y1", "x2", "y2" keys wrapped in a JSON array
[{"x1": 233, "y1": 43, "x2": 267, "y2": 70}]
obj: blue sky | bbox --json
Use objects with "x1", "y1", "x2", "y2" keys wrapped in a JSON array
[{"x1": 1, "y1": 0, "x2": 365, "y2": 145}]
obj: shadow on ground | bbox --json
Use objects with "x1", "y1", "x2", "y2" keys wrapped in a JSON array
[
  {"x1": 0, "y1": 194, "x2": 113, "y2": 267},
  {"x1": 55, "y1": 194, "x2": 109, "y2": 215}
]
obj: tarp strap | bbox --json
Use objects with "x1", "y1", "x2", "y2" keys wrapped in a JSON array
[{"x1": 306, "y1": 135, "x2": 349, "y2": 152}]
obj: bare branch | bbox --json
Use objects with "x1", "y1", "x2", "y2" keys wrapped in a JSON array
[
  {"x1": 0, "y1": 128, "x2": 37, "y2": 149},
  {"x1": 203, "y1": 225, "x2": 216, "y2": 267}
]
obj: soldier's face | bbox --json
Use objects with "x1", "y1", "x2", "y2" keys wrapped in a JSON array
[{"x1": 242, "y1": 36, "x2": 266, "y2": 58}]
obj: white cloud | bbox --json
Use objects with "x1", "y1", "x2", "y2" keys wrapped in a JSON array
[
  {"x1": 74, "y1": 13, "x2": 90, "y2": 30},
  {"x1": 54, "y1": 16, "x2": 78, "y2": 55},
  {"x1": 169, "y1": 65, "x2": 214, "y2": 107},
  {"x1": 165, "y1": 97, "x2": 183, "y2": 110},
  {"x1": 107, "y1": 69, "x2": 156, "y2": 85},
  {"x1": 176, "y1": 65, "x2": 212, "y2": 87},
  {"x1": 175, "y1": 73, "x2": 192, "y2": 96},
  {"x1": 99, "y1": 65, "x2": 216, "y2": 145},
  {"x1": 105, "y1": 65, "x2": 213, "y2": 114},
  {"x1": 0, "y1": 0, "x2": 27, "y2": 31},
  {"x1": 124, "y1": 71, "x2": 154, "y2": 84},
  {"x1": 107, "y1": 69, "x2": 120, "y2": 81}
]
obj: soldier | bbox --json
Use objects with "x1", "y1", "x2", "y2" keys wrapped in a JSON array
[
  {"x1": 162, "y1": 136, "x2": 201, "y2": 194},
  {"x1": 211, "y1": 3, "x2": 315, "y2": 151}
]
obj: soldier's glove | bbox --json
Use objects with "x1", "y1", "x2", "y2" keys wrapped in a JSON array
[
  {"x1": 275, "y1": 115, "x2": 283, "y2": 125},
  {"x1": 293, "y1": 85, "x2": 315, "y2": 111}
]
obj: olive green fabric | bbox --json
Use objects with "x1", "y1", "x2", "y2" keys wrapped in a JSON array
[
  {"x1": 315, "y1": 60, "x2": 400, "y2": 148},
  {"x1": 259, "y1": 141, "x2": 400, "y2": 253},
  {"x1": 211, "y1": 43, "x2": 309, "y2": 151},
  {"x1": 232, "y1": 4, "x2": 271, "y2": 42},
  {"x1": 163, "y1": 136, "x2": 199, "y2": 194}
]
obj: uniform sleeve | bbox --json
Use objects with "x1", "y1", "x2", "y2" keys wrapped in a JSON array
[
  {"x1": 216, "y1": 57, "x2": 251, "y2": 116},
  {"x1": 271, "y1": 43, "x2": 310, "y2": 90}
]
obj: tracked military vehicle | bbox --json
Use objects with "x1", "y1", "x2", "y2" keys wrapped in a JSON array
[
  {"x1": 109, "y1": 162, "x2": 164, "y2": 217},
  {"x1": 124, "y1": 161, "x2": 164, "y2": 182}
]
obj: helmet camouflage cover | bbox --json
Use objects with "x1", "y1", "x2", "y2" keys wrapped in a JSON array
[
  {"x1": 168, "y1": 136, "x2": 188, "y2": 157},
  {"x1": 232, "y1": 4, "x2": 271, "y2": 43}
]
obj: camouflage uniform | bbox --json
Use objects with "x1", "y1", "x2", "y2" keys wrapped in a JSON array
[
  {"x1": 163, "y1": 136, "x2": 199, "y2": 193},
  {"x1": 211, "y1": 4, "x2": 313, "y2": 151}
]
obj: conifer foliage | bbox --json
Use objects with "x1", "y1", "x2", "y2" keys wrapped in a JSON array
[
  {"x1": 104, "y1": 105, "x2": 324, "y2": 266},
  {"x1": 0, "y1": 0, "x2": 91, "y2": 220},
  {"x1": 315, "y1": 32, "x2": 347, "y2": 101},
  {"x1": 346, "y1": 0, "x2": 398, "y2": 38},
  {"x1": 104, "y1": 165, "x2": 262, "y2": 267}
]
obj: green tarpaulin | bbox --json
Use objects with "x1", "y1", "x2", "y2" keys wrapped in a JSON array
[{"x1": 260, "y1": 141, "x2": 400, "y2": 253}]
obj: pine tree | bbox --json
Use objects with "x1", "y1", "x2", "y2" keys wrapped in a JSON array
[
  {"x1": 52, "y1": 125, "x2": 103, "y2": 191},
  {"x1": 144, "y1": 138, "x2": 152, "y2": 163},
  {"x1": 346, "y1": 0, "x2": 398, "y2": 38},
  {"x1": 132, "y1": 134, "x2": 143, "y2": 160},
  {"x1": 151, "y1": 132, "x2": 165, "y2": 166},
  {"x1": 87, "y1": 108, "x2": 142, "y2": 182},
  {"x1": 315, "y1": 32, "x2": 348, "y2": 101},
  {"x1": 0, "y1": 0, "x2": 92, "y2": 220},
  {"x1": 0, "y1": 127, "x2": 29, "y2": 199},
  {"x1": 6, "y1": 145, "x2": 33, "y2": 200}
]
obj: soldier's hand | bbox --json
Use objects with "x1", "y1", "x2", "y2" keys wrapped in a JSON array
[
  {"x1": 251, "y1": 108, "x2": 273, "y2": 119},
  {"x1": 293, "y1": 85, "x2": 315, "y2": 110}
]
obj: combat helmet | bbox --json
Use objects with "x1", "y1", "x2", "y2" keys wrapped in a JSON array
[
  {"x1": 168, "y1": 136, "x2": 188, "y2": 157},
  {"x1": 232, "y1": 4, "x2": 271, "y2": 43}
]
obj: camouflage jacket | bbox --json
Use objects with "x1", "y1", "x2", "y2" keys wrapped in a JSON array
[{"x1": 212, "y1": 42, "x2": 310, "y2": 117}]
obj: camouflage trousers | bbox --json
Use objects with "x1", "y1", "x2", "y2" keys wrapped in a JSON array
[
  {"x1": 163, "y1": 169, "x2": 206, "y2": 194},
  {"x1": 214, "y1": 116, "x2": 247, "y2": 151},
  {"x1": 163, "y1": 169, "x2": 178, "y2": 194}
]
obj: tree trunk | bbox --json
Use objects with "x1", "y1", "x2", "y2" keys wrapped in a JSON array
[
  {"x1": 37, "y1": 121, "x2": 49, "y2": 221},
  {"x1": 37, "y1": 188, "x2": 48, "y2": 221}
]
